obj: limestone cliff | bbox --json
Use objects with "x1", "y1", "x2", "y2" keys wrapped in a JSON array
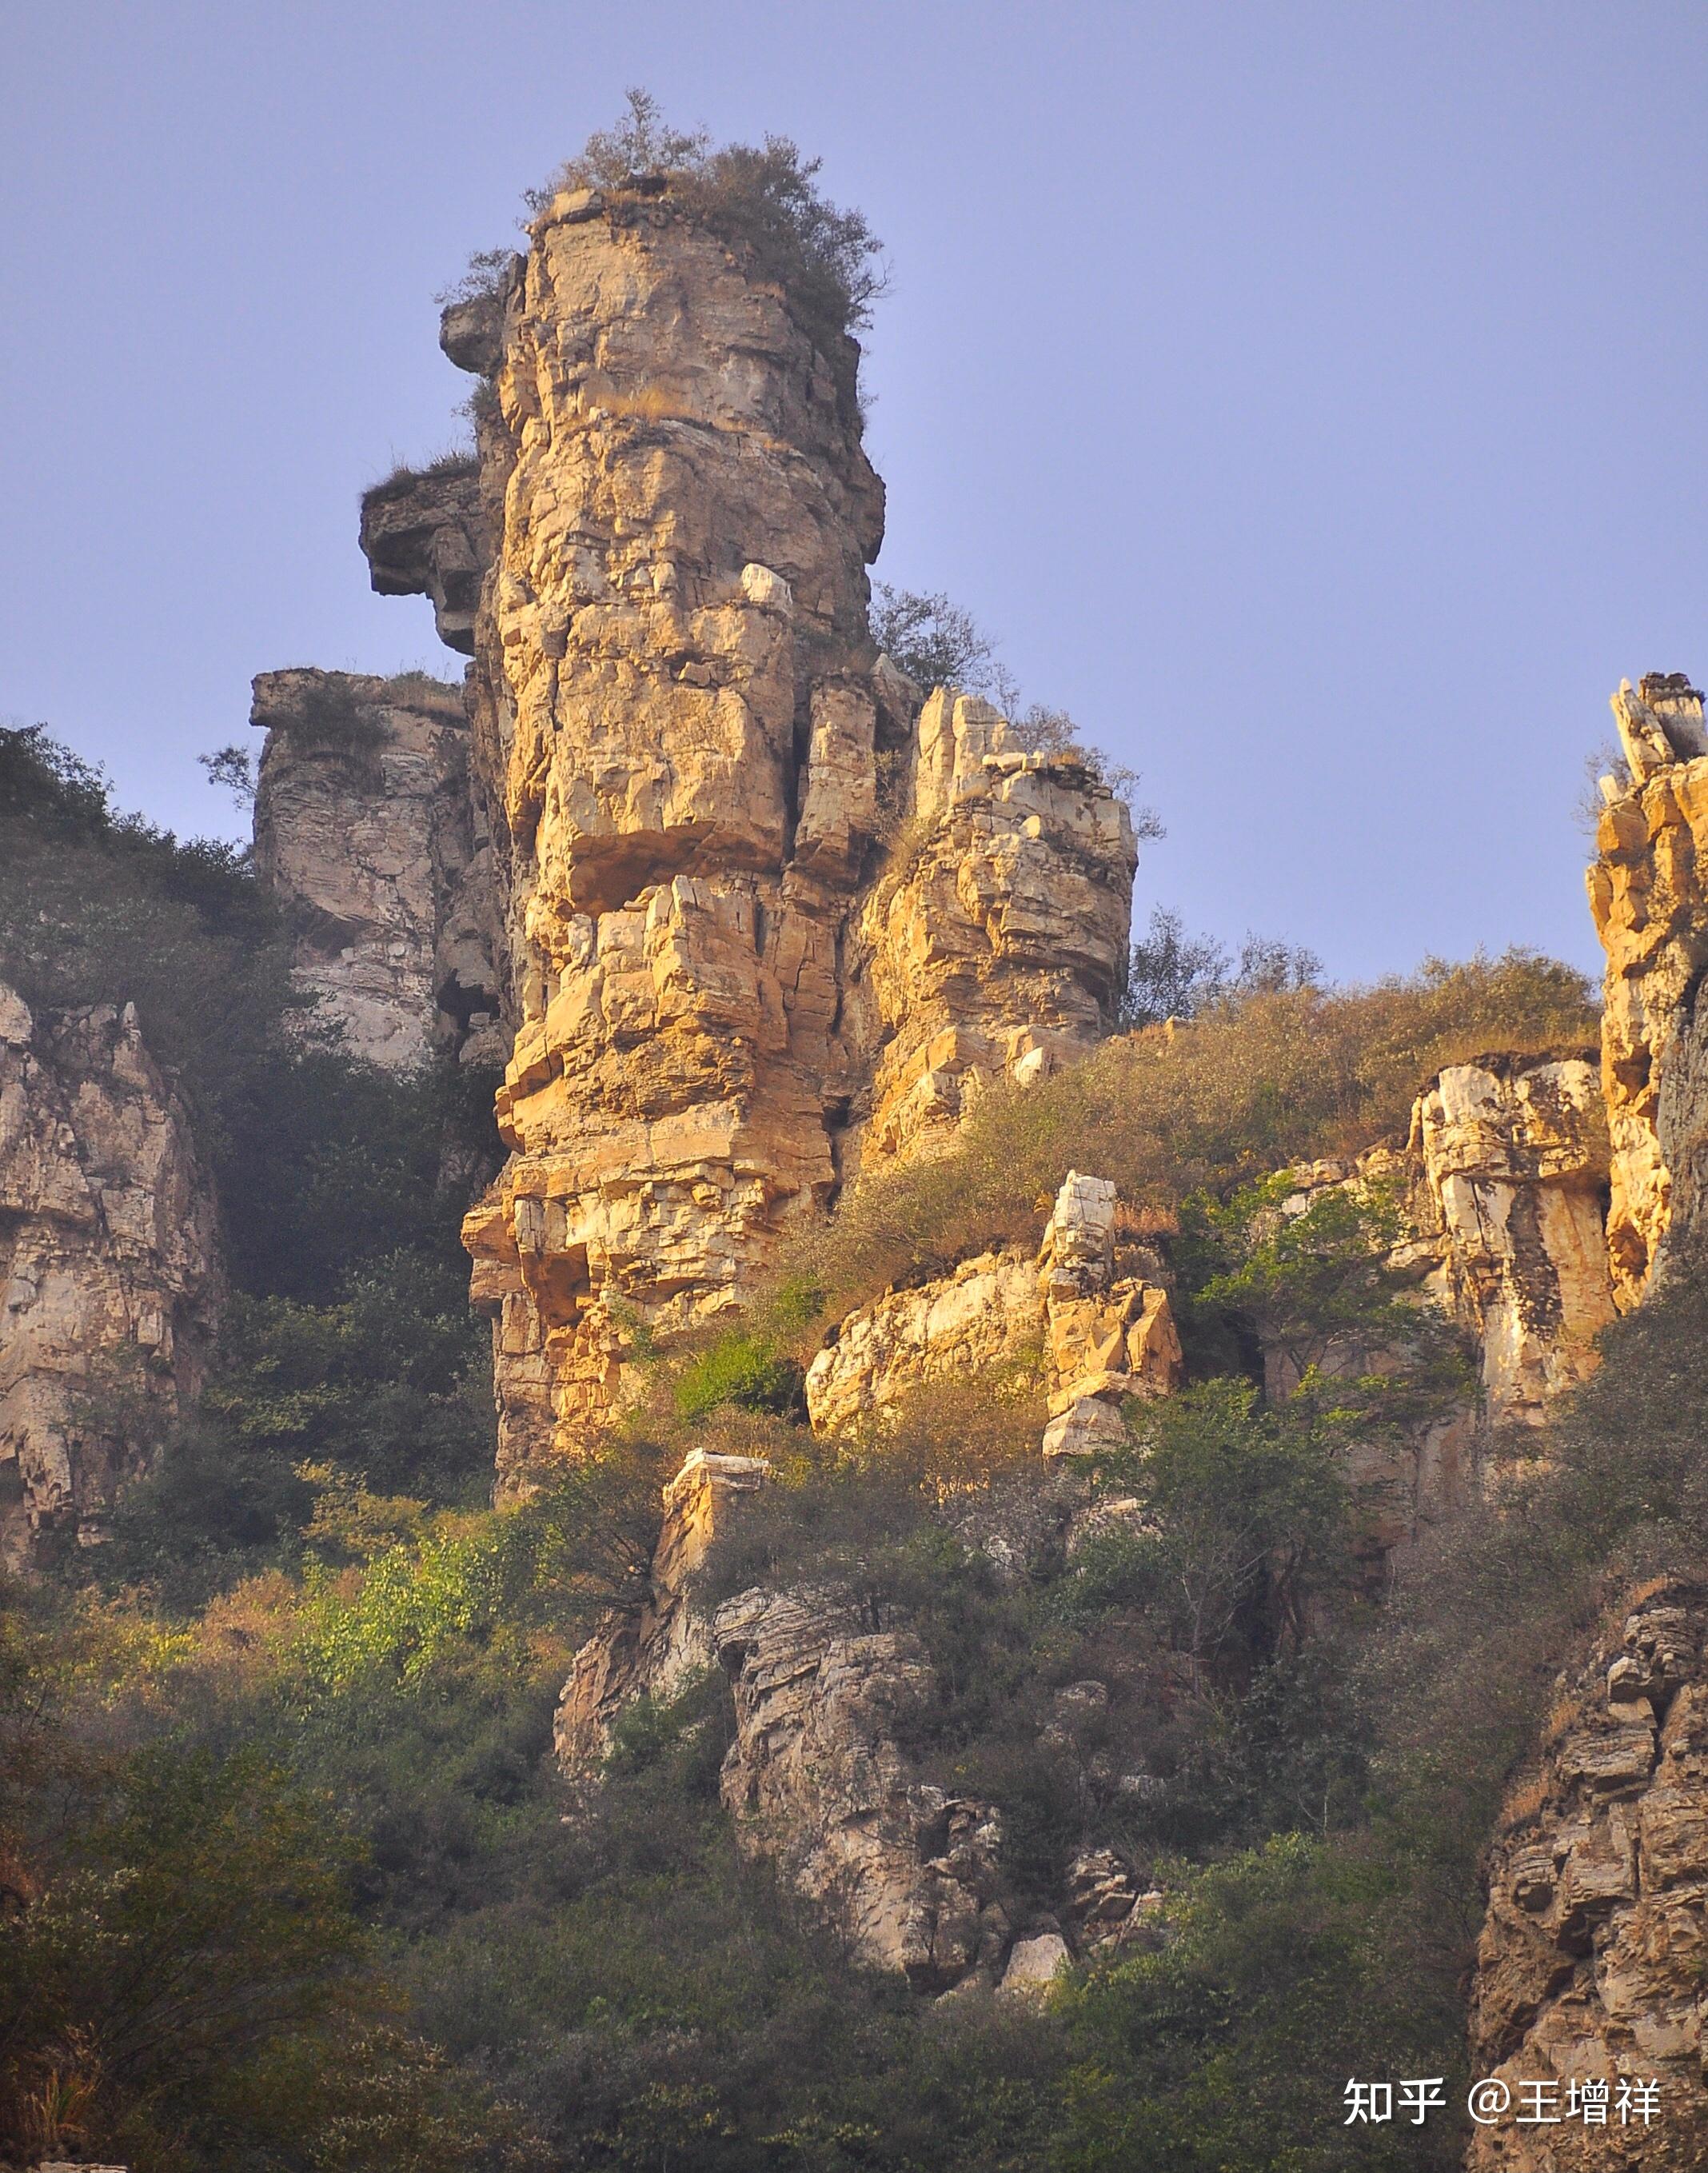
[
  {"x1": 555, "y1": 1438, "x2": 1075, "y2": 1995},
  {"x1": 856, "y1": 696, "x2": 1139, "y2": 1161},
  {"x1": 1407, "y1": 1057, "x2": 1614, "y2": 1424},
  {"x1": 0, "y1": 983, "x2": 221, "y2": 1566},
  {"x1": 712, "y1": 1584, "x2": 1011, "y2": 1992},
  {"x1": 554, "y1": 1446, "x2": 768, "y2": 1766},
  {"x1": 553, "y1": 1172, "x2": 1176, "y2": 1989},
  {"x1": 411, "y1": 178, "x2": 1139, "y2": 1480},
  {"x1": 1467, "y1": 1582, "x2": 1708, "y2": 2171},
  {"x1": 1454, "y1": 676, "x2": 1708, "y2": 2156},
  {"x1": 1588, "y1": 673, "x2": 1708, "y2": 1306},
  {"x1": 357, "y1": 456, "x2": 494, "y2": 658},
  {"x1": 1229, "y1": 1053, "x2": 1614, "y2": 1565},
  {"x1": 251, "y1": 667, "x2": 504, "y2": 1071},
  {"x1": 804, "y1": 1169, "x2": 1180, "y2": 1454}
]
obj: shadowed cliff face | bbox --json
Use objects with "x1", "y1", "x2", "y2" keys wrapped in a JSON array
[
  {"x1": 404, "y1": 180, "x2": 1141, "y2": 1483},
  {"x1": 250, "y1": 667, "x2": 505, "y2": 1074},
  {"x1": 0, "y1": 982, "x2": 221, "y2": 1567}
]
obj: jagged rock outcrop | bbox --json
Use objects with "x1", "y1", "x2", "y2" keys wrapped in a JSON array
[
  {"x1": 1407, "y1": 1056, "x2": 1616, "y2": 1424},
  {"x1": 1063, "y1": 1846, "x2": 1163, "y2": 1958},
  {"x1": 554, "y1": 1447, "x2": 769, "y2": 1766},
  {"x1": 554, "y1": 1441, "x2": 1016, "y2": 1991},
  {"x1": 1036, "y1": 1171, "x2": 1182, "y2": 1457},
  {"x1": 1467, "y1": 1582, "x2": 1708, "y2": 2170},
  {"x1": 803, "y1": 1249, "x2": 1048, "y2": 1435},
  {"x1": 0, "y1": 984, "x2": 221, "y2": 1566},
  {"x1": 804, "y1": 1169, "x2": 1179, "y2": 1444},
  {"x1": 1266, "y1": 1055, "x2": 1615, "y2": 1557},
  {"x1": 1588, "y1": 673, "x2": 1708, "y2": 1307},
  {"x1": 251, "y1": 668, "x2": 504, "y2": 1070},
  {"x1": 712, "y1": 1584, "x2": 1011, "y2": 1991},
  {"x1": 357, "y1": 457, "x2": 494, "y2": 657},
  {"x1": 858, "y1": 695, "x2": 1139, "y2": 1162},
  {"x1": 417, "y1": 179, "x2": 1139, "y2": 1480}
]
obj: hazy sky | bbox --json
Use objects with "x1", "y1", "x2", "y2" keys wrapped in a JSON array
[{"x1": 6, "y1": 2, "x2": 1707, "y2": 982}]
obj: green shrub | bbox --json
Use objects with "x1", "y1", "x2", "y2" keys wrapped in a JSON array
[
  {"x1": 672, "y1": 1330, "x2": 804, "y2": 1423},
  {"x1": 1055, "y1": 1834, "x2": 1466, "y2": 2171},
  {"x1": 529, "y1": 90, "x2": 884, "y2": 409}
]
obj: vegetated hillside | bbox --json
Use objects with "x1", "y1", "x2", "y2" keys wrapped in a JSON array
[
  {"x1": 3, "y1": 772, "x2": 1647, "y2": 2172},
  {"x1": 6, "y1": 88, "x2": 1696, "y2": 2173}
]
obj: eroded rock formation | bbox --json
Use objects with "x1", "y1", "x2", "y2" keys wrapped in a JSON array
[
  {"x1": 1263, "y1": 1054, "x2": 1615, "y2": 1559},
  {"x1": 251, "y1": 667, "x2": 504, "y2": 1071},
  {"x1": 803, "y1": 1168, "x2": 1180, "y2": 1445},
  {"x1": 0, "y1": 983, "x2": 221, "y2": 1566},
  {"x1": 712, "y1": 1584, "x2": 1011, "y2": 1991},
  {"x1": 1589, "y1": 673, "x2": 1708, "y2": 1306},
  {"x1": 553, "y1": 1437, "x2": 1020, "y2": 1991},
  {"x1": 419, "y1": 179, "x2": 1139, "y2": 1479},
  {"x1": 1467, "y1": 1582, "x2": 1708, "y2": 2171},
  {"x1": 1407, "y1": 1056, "x2": 1616, "y2": 1424},
  {"x1": 858, "y1": 696, "x2": 1139, "y2": 1162},
  {"x1": 554, "y1": 1446, "x2": 769, "y2": 1767},
  {"x1": 358, "y1": 456, "x2": 494, "y2": 657}
]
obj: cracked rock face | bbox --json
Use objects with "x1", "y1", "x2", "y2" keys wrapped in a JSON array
[
  {"x1": 1588, "y1": 673, "x2": 1708, "y2": 1306},
  {"x1": 857, "y1": 700, "x2": 1139, "y2": 1164},
  {"x1": 557, "y1": 1446, "x2": 1036, "y2": 1992},
  {"x1": 804, "y1": 1169, "x2": 1180, "y2": 1446},
  {"x1": 252, "y1": 668, "x2": 505, "y2": 1073},
  {"x1": 1408, "y1": 1055, "x2": 1616, "y2": 1424},
  {"x1": 712, "y1": 1583, "x2": 1009, "y2": 1991},
  {"x1": 0, "y1": 984, "x2": 221, "y2": 1566},
  {"x1": 358, "y1": 457, "x2": 494, "y2": 657},
  {"x1": 1269, "y1": 1055, "x2": 1616, "y2": 1560},
  {"x1": 1467, "y1": 1582, "x2": 1708, "y2": 2171},
  {"x1": 553, "y1": 1447, "x2": 770, "y2": 1768},
  {"x1": 428, "y1": 182, "x2": 1138, "y2": 1482}
]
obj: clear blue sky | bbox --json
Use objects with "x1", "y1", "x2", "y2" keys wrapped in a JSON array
[{"x1": 6, "y1": 1, "x2": 1706, "y2": 982}]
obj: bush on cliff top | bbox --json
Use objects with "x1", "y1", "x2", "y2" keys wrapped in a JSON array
[
  {"x1": 786, "y1": 948, "x2": 1598, "y2": 1340},
  {"x1": 519, "y1": 88, "x2": 884, "y2": 408}
]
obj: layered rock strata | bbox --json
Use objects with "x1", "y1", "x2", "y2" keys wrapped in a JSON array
[
  {"x1": 803, "y1": 1248, "x2": 1048, "y2": 1435},
  {"x1": 0, "y1": 984, "x2": 221, "y2": 1566},
  {"x1": 421, "y1": 179, "x2": 1139, "y2": 1478},
  {"x1": 1467, "y1": 1582, "x2": 1708, "y2": 2171},
  {"x1": 858, "y1": 696, "x2": 1139, "y2": 1161},
  {"x1": 251, "y1": 668, "x2": 504, "y2": 1071},
  {"x1": 1588, "y1": 673, "x2": 1708, "y2": 1306},
  {"x1": 357, "y1": 456, "x2": 494, "y2": 657},
  {"x1": 804, "y1": 1169, "x2": 1180, "y2": 1448}
]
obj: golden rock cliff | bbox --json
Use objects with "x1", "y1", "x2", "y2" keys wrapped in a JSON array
[
  {"x1": 1588, "y1": 672, "x2": 1708, "y2": 1306},
  {"x1": 415, "y1": 180, "x2": 1139, "y2": 1480},
  {"x1": 1468, "y1": 1584, "x2": 1708, "y2": 2171}
]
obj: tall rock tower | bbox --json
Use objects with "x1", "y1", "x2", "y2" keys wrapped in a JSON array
[
  {"x1": 372, "y1": 172, "x2": 1139, "y2": 1483},
  {"x1": 1588, "y1": 673, "x2": 1708, "y2": 1305}
]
